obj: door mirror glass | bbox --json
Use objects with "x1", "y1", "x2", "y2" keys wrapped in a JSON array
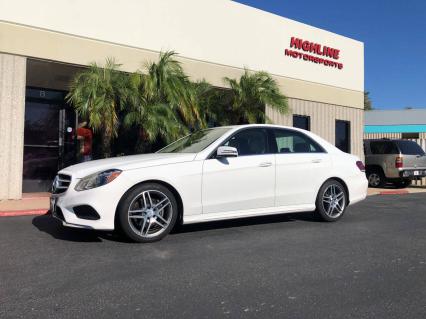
[{"x1": 217, "y1": 146, "x2": 238, "y2": 158}]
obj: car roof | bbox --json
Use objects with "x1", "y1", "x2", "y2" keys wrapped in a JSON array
[{"x1": 225, "y1": 123, "x2": 309, "y2": 133}]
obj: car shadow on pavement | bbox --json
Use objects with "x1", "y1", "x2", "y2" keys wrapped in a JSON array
[
  {"x1": 172, "y1": 211, "x2": 319, "y2": 234},
  {"x1": 32, "y1": 214, "x2": 125, "y2": 243},
  {"x1": 32, "y1": 211, "x2": 320, "y2": 242}
]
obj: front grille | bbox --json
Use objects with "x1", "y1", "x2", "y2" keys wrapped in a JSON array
[{"x1": 52, "y1": 174, "x2": 72, "y2": 194}]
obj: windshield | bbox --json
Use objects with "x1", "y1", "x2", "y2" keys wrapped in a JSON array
[
  {"x1": 158, "y1": 127, "x2": 231, "y2": 153},
  {"x1": 396, "y1": 140, "x2": 425, "y2": 156}
]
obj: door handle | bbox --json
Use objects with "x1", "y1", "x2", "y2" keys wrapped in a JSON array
[
  {"x1": 311, "y1": 159, "x2": 322, "y2": 163},
  {"x1": 259, "y1": 162, "x2": 273, "y2": 167}
]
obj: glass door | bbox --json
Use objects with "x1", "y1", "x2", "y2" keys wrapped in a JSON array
[{"x1": 23, "y1": 88, "x2": 77, "y2": 192}]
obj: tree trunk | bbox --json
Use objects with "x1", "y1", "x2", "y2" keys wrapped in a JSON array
[
  {"x1": 102, "y1": 132, "x2": 112, "y2": 158},
  {"x1": 135, "y1": 128, "x2": 150, "y2": 154}
]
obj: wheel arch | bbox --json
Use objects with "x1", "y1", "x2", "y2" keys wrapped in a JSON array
[
  {"x1": 115, "y1": 179, "x2": 184, "y2": 229},
  {"x1": 365, "y1": 164, "x2": 384, "y2": 175},
  {"x1": 319, "y1": 177, "x2": 350, "y2": 205}
]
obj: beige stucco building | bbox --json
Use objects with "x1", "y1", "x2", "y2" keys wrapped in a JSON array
[{"x1": 0, "y1": 0, "x2": 364, "y2": 199}]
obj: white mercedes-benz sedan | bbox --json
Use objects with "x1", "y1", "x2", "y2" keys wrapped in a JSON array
[{"x1": 50, "y1": 124, "x2": 368, "y2": 242}]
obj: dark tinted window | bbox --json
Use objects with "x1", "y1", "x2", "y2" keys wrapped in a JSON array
[
  {"x1": 402, "y1": 133, "x2": 419, "y2": 139},
  {"x1": 335, "y1": 120, "x2": 350, "y2": 153},
  {"x1": 223, "y1": 128, "x2": 268, "y2": 156},
  {"x1": 369, "y1": 141, "x2": 399, "y2": 155},
  {"x1": 293, "y1": 115, "x2": 310, "y2": 131},
  {"x1": 271, "y1": 129, "x2": 324, "y2": 154},
  {"x1": 395, "y1": 140, "x2": 425, "y2": 155}
]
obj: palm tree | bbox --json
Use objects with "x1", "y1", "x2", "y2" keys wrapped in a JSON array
[
  {"x1": 188, "y1": 80, "x2": 217, "y2": 127},
  {"x1": 67, "y1": 58, "x2": 128, "y2": 157},
  {"x1": 144, "y1": 51, "x2": 204, "y2": 129},
  {"x1": 123, "y1": 51, "x2": 207, "y2": 151},
  {"x1": 223, "y1": 69, "x2": 289, "y2": 124},
  {"x1": 123, "y1": 72, "x2": 185, "y2": 146},
  {"x1": 364, "y1": 91, "x2": 373, "y2": 110}
]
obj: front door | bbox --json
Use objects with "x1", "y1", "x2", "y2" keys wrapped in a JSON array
[
  {"x1": 202, "y1": 128, "x2": 275, "y2": 214},
  {"x1": 23, "y1": 88, "x2": 76, "y2": 192}
]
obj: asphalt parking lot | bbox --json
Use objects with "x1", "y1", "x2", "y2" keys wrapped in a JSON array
[{"x1": 1, "y1": 194, "x2": 425, "y2": 319}]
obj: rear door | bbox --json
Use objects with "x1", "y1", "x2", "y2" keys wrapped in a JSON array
[
  {"x1": 368, "y1": 141, "x2": 399, "y2": 177},
  {"x1": 270, "y1": 128, "x2": 331, "y2": 207}
]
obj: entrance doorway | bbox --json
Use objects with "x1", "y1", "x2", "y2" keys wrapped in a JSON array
[
  {"x1": 23, "y1": 59, "x2": 85, "y2": 193},
  {"x1": 23, "y1": 88, "x2": 77, "y2": 192}
]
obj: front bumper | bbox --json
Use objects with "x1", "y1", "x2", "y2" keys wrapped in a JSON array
[{"x1": 50, "y1": 173, "x2": 134, "y2": 230}]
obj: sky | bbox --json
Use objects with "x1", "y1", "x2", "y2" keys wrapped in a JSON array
[{"x1": 234, "y1": 0, "x2": 426, "y2": 110}]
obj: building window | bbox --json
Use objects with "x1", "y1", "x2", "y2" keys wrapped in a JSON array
[
  {"x1": 293, "y1": 115, "x2": 310, "y2": 131},
  {"x1": 335, "y1": 120, "x2": 350, "y2": 153},
  {"x1": 402, "y1": 133, "x2": 419, "y2": 139}
]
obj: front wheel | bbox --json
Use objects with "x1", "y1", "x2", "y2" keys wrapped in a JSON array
[
  {"x1": 117, "y1": 183, "x2": 178, "y2": 243},
  {"x1": 315, "y1": 180, "x2": 347, "y2": 222}
]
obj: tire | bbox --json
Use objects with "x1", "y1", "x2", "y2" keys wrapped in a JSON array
[
  {"x1": 116, "y1": 183, "x2": 178, "y2": 243},
  {"x1": 315, "y1": 180, "x2": 348, "y2": 222},
  {"x1": 367, "y1": 168, "x2": 386, "y2": 188},
  {"x1": 395, "y1": 179, "x2": 411, "y2": 188}
]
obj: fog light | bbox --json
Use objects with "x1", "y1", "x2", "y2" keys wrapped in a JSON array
[{"x1": 403, "y1": 171, "x2": 410, "y2": 177}]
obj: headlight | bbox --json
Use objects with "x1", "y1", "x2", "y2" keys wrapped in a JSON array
[{"x1": 75, "y1": 169, "x2": 122, "y2": 191}]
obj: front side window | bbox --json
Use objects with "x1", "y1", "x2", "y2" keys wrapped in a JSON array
[
  {"x1": 271, "y1": 129, "x2": 324, "y2": 153},
  {"x1": 223, "y1": 128, "x2": 268, "y2": 156},
  {"x1": 158, "y1": 127, "x2": 230, "y2": 153}
]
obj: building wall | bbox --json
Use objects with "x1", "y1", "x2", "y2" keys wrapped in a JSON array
[
  {"x1": 0, "y1": 21, "x2": 364, "y2": 109},
  {"x1": 0, "y1": 53, "x2": 26, "y2": 199},
  {"x1": 0, "y1": 0, "x2": 364, "y2": 93},
  {"x1": 267, "y1": 98, "x2": 364, "y2": 159},
  {"x1": 0, "y1": 0, "x2": 365, "y2": 198},
  {"x1": 364, "y1": 132, "x2": 426, "y2": 139}
]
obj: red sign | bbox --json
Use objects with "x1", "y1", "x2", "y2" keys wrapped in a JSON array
[{"x1": 285, "y1": 37, "x2": 344, "y2": 70}]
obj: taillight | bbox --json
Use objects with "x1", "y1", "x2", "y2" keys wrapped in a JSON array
[
  {"x1": 395, "y1": 156, "x2": 403, "y2": 168},
  {"x1": 356, "y1": 161, "x2": 365, "y2": 172}
]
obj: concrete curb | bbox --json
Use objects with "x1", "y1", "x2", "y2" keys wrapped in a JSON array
[
  {"x1": 378, "y1": 190, "x2": 409, "y2": 195},
  {"x1": 0, "y1": 209, "x2": 48, "y2": 217}
]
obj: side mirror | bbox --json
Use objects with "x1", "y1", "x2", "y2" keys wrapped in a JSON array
[{"x1": 217, "y1": 146, "x2": 238, "y2": 158}]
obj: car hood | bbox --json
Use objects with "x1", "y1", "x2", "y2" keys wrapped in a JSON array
[{"x1": 59, "y1": 153, "x2": 197, "y2": 178}]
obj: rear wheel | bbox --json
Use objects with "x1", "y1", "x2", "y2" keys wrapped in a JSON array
[
  {"x1": 395, "y1": 179, "x2": 411, "y2": 188},
  {"x1": 367, "y1": 168, "x2": 385, "y2": 188},
  {"x1": 315, "y1": 180, "x2": 347, "y2": 222},
  {"x1": 117, "y1": 183, "x2": 178, "y2": 243}
]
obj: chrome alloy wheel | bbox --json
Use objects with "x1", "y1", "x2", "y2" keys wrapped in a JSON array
[
  {"x1": 368, "y1": 173, "x2": 381, "y2": 187},
  {"x1": 321, "y1": 184, "x2": 346, "y2": 218},
  {"x1": 127, "y1": 190, "x2": 173, "y2": 238}
]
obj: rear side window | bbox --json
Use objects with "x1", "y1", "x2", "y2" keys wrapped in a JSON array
[
  {"x1": 395, "y1": 141, "x2": 425, "y2": 155},
  {"x1": 369, "y1": 141, "x2": 398, "y2": 154},
  {"x1": 271, "y1": 129, "x2": 325, "y2": 153}
]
